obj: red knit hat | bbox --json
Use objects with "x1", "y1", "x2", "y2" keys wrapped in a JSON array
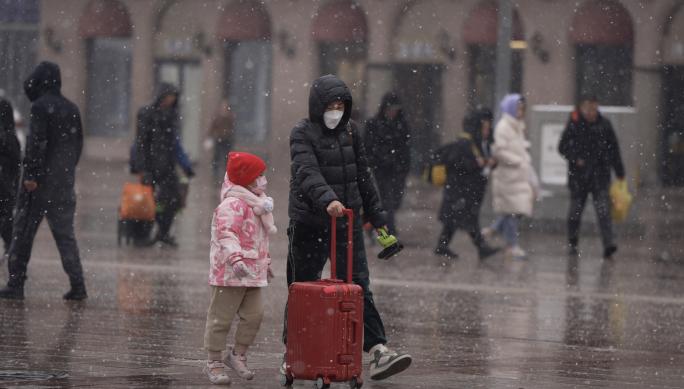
[{"x1": 227, "y1": 152, "x2": 266, "y2": 186}]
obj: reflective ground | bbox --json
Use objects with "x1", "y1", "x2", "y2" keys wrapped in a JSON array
[{"x1": 1, "y1": 158, "x2": 683, "y2": 388}]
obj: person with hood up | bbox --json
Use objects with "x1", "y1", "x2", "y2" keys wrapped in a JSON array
[
  {"x1": 0, "y1": 61, "x2": 86, "y2": 300},
  {"x1": 434, "y1": 108, "x2": 500, "y2": 260},
  {"x1": 202, "y1": 151, "x2": 276, "y2": 385},
  {"x1": 558, "y1": 94, "x2": 625, "y2": 258},
  {"x1": 134, "y1": 82, "x2": 196, "y2": 247},
  {"x1": 363, "y1": 92, "x2": 412, "y2": 236},
  {"x1": 0, "y1": 98, "x2": 21, "y2": 252},
  {"x1": 283, "y1": 75, "x2": 412, "y2": 381},
  {"x1": 482, "y1": 94, "x2": 534, "y2": 260}
]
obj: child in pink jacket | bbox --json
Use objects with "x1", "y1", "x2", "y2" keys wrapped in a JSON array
[{"x1": 203, "y1": 152, "x2": 276, "y2": 385}]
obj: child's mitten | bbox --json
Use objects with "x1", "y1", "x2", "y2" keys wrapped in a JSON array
[
  {"x1": 267, "y1": 265, "x2": 275, "y2": 283},
  {"x1": 232, "y1": 261, "x2": 251, "y2": 280}
]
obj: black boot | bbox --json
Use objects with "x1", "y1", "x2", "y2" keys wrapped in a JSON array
[
  {"x1": 603, "y1": 244, "x2": 618, "y2": 259},
  {"x1": 63, "y1": 285, "x2": 88, "y2": 300},
  {"x1": 0, "y1": 285, "x2": 24, "y2": 300},
  {"x1": 478, "y1": 245, "x2": 501, "y2": 260},
  {"x1": 155, "y1": 234, "x2": 178, "y2": 248}
]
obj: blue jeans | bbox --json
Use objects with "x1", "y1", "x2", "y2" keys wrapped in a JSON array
[{"x1": 491, "y1": 214, "x2": 520, "y2": 246}]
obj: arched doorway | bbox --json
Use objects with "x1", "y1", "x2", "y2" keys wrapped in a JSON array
[
  {"x1": 80, "y1": 0, "x2": 132, "y2": 138},
  {"x1": 661, "y1": 5, "x2": 684, "y2": 186},
  {"x1": 570, "y1": 1, "x2": 634, "y2": 106},
  {"x1": 155, "y1": 1, "x2": 204, "y2": 157},
  {"x1": 313, "y1": 1, "x2": 367, "y2": 114},
  {"x1": 462, "y1": 1, "x2": 524, "y2": 111},
  {"x1": 217, "y1": 1, "x2": 271, "y2": 143},
  {"x1": 392, "y1": 3, "x2": 447, "y2": 168}
]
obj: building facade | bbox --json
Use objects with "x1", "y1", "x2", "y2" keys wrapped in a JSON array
[{"x1": 2, "y1": 0, "x2": 683, "y2": 186}]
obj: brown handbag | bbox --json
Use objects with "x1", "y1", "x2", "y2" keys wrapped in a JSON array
[{"x1": 118, "y1": 174, "x2": 156, "y2": 221}]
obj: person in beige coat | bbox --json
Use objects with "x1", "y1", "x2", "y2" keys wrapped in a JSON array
[{"x1": 482, "y1": 94, "x2": 534, "y2": 259}]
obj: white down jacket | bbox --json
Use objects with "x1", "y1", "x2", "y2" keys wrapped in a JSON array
[{"x1": 491, "y1": 113, "x2": 534, "y2": 217}]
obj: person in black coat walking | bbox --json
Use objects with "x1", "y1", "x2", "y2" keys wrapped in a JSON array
[
  {"x1": 0, "y1": 98, "x2": 21, "y2": 252},
  {"x1": 0, "y1": 61, "x2": 86, "y2": 300},
  {"x1": 363, "y1": 92, "x2": 411, "y2": 235},
  {"x1": 558, "y1": 95, "x2": 625, "y2": 258},
  {"x1": 282, "y1": 75, "x2": 412, "y2": 381},
  {"x1": 134, "y1": 83, "x2": 195, "y2": 247},
  {"x1": 434, "y1": 108, "x2": 500, "y2": 260}
]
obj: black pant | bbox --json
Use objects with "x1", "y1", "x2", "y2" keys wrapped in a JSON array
[
  {"x1": 0, "y1": 195, "x2": 15, "y2": 252},
  {"x1": 374, "y1": 171, "x2": 407, "y2": 235},
  {"x1": 438, "y1": 221, "x2": 485, "y2": 250},
  {"x1": 282, "y1": 218, "x2": 387, "y2": 353},
  {"x1": 154, "y1": 173, "x2": 181, "y2": 238},
  {"x1": 212, "y1": 139, "x2": 232, "y2": 183},
  {"x1": 568, "y1": 184, "x2": 613, "y2": 249},
  {"x1": 7, "y1": 186, "x2": 84, "y2": 288}
]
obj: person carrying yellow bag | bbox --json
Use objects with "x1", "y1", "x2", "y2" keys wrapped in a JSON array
[{"x1": 558, "y1": 94, "x2": 626, "y2": 259}]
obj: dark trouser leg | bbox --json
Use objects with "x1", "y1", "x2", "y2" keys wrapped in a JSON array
[
  {"x1": 213, "y1": 140, "x2": 232, "y2": 182},
  {"x1": 45, "y1": 188, "x2": 84, "y2": 288},
  {"x1": 155, "y1": 174, "x2": 181, "y2": 238},
  {"x1": 7, "y1": 189, "x2": 45, "y2": 288},
  {"x1": 375, "y1": 172, "x2": 406, "y2": 235},
  {"x1": 592, "y1": 186, "x2": 613, "y2": 249},
  {"x1": 283, "y1": 218, "x2": 388, "y2": 352},
  {"x1": 0, "y1": 197, "x2": 15, "y2": 252},
  {"x1": 466, "y1": 222, "x2": 485, "y2": 249},
  {"x1": 568, "y1": 190, "x2": 589, "y2": 247},
  {"x1": 438, "y1": 222, "x2": 457, "y2": 248}
]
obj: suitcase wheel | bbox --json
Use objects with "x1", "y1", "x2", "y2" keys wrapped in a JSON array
[
  {"x1": 349, "y1": 376, "x2": 363, "y2": 388},
  {"x1": 279, "y1": 374, "x2": 293, "y2": 387},
  {"x1": 316, "y1": 377, "x2": 330, "y2": 389}
]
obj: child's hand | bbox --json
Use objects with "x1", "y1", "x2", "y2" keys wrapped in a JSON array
[
  {"x1": 267, "y1": 265, "x2": 275, "y2": 283},
  {"x1": 232, "y1": 261, "x2": 251, "y2": 280}
]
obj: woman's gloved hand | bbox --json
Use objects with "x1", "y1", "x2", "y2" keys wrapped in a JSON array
[
  {"x1": 232, "y1": 261, "x2": 251, "y2": 280},
  {"x1": 267, "y1": 265, "x2": 275, "y2": 283}
]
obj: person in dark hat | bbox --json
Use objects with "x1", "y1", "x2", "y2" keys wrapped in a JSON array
[{"x1": 363, "y1": 92, "x2": 412, "y2": 236}]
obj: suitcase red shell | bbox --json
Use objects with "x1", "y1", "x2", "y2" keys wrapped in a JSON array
[{"x1": 283, "y1": 210, "x2": 364, "y2": 389}]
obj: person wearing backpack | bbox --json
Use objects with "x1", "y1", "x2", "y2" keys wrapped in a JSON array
[{"x1": 435, "y1": 108, "x2": 500, "y2": 260}]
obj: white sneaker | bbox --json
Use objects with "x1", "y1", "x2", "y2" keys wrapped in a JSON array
[
  {"x1": 203, "y1": 360, "x2": 231, "y2": 385},
  {"x1": 369, "y1": 344, "x2": 412, "y2": 381},
  {"x1": 223, "y1": 347, "x2": 254, "y2": 380},
  {"x1": 506, "y1": 246, "x2": 529, "y2": 260},
  {"x1": 481, "y1": 227, "x2": 495, "y2": 241}
]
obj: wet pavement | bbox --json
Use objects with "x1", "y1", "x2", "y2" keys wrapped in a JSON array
[{"x1": 1, "y1": 158, "x2": 684, "y2": 388}]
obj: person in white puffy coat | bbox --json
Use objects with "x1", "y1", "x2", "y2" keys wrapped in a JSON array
[
  {"x1": 202, "y1": 151, "x2": 276, "y2": 385},
  {"x1": 483, "y1": 94, "x2": 534, "y2": 259}
]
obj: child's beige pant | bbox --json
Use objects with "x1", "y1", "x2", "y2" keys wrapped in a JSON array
[{"x1": 204, "y1": 286, "x2": 263, "y2": 352}]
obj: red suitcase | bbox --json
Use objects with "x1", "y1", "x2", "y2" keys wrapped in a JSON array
[{"x1": 282, "y1": 209, "x2": 364, "y2": 389}]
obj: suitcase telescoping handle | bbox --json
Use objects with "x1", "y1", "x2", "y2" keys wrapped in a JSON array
[{"x1": 330, "y1": 209, "x2": 354, "y2": 284}]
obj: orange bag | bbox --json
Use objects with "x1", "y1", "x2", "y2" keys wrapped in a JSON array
[{"x1": 118, "y1": 174, "x2": 155, "y2": 221}]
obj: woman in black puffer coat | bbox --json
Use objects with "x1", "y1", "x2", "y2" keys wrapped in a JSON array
[
  {"x1": 434, "y1": 108, "x2": 499, "y2": 260},
  {"x1": 283, "y1": 75, "x2": 412, "y2": 380}
]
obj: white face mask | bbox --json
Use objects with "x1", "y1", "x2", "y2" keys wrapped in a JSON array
[{"x1": 323, "y1": 110, "x2": 344, "y2": 129}]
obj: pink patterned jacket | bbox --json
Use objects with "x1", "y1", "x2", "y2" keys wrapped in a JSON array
[{"x1": 208, "y1": 175, "x2": 276, "y2": 287}]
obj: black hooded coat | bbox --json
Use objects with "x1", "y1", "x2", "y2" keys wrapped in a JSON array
[
  {"x1": 363, "y1": 92, "x2": 412, "y2": 174},
  {"x1": 288, "y1": 75, "x2": 387, "y2": 229},
  {"x1": 0, "y1": 99, "x2": 21, "y2": 199},
  {"x1": 436, "y1": 109, "x2": 493, "y2": 225},
  {"x1": 22, "y1": 61, "x2": 83, "y2": 189},
  {"x1": 134, "y1": 83, "x2": 182, "y2": 178}
]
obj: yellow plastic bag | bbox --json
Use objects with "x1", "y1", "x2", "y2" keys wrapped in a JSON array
[
  {"x1": 610, "y1": 179, "x2": 632, "y2": 222},
  {"x1": 423, "y1": 165, "x2": 447, "y2": 186}
]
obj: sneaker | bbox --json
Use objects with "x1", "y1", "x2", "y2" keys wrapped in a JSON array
[
  {"x1": 604, "y1": 244, "x2": 618, "y2": 259},
  {"x1": 369, "y1": 344, "x2": 412, "y2": 381},
  {"x1": 567, "y1": 245, "x2": 579, "y2": 256},
  {"x1": 0, "y1": 285, "x2": 24, "y2": 300},
  {"x1": 63, "y1": 285, "x2": 88, "y2": 301},
  {"x1": 203, "y1": 360, "x2": 231, "y2": 385},
  {"x1": 481, "y1": 227, "x2": 495, "y2": 241},
  {"x1": 506, "y1": 246, "x2": 529, "y2": 260},
  {"x1": 434, "y1": 246, "x2": 459, "y2": 259},
  {"x1": 223, "y1": 347, "x2": 254, "y2": 380},
  {"x1": 478, "y1": 245, "x2": 501, "y2": 260}
]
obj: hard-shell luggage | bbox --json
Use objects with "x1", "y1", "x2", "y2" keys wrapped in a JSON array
[{"x1": 281, "y1": 209, "x2": 364, "y2": 389}]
